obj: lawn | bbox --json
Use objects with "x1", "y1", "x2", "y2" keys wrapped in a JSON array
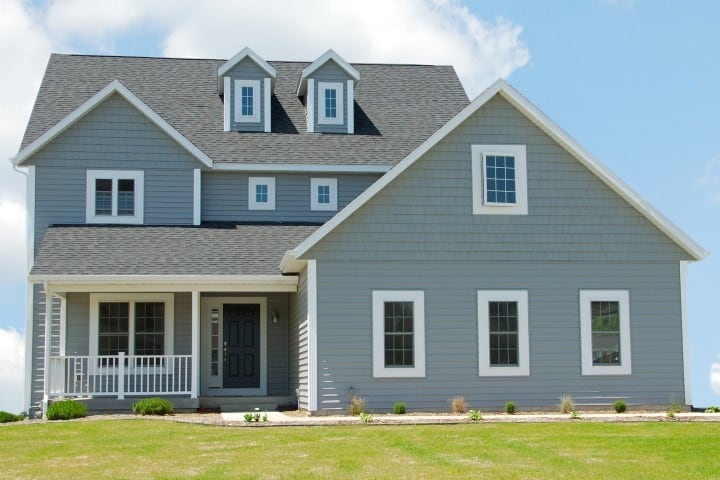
[{"x1": 1, "y1": 420, "x2": 718, "y2": 479}]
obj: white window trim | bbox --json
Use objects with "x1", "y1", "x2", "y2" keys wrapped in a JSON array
[
  {"x1": 579, "y1": 290, "x2": 632, "y2": 376},
  {"x1": 318, "y1": 81, "x2": 344, "y2": 125},
  {"x1": 372, "y1": 290, "x2": 426, "y2": 378},
  {"x1": 86, "y1": 170, "x2": 144, "y2": 224},
  {"x1": 88, "y1": 293, "x2": 175, "y2": 358},
  {"x1": 310, "y1": 178, "x2": 338, "y2": 211},
  {"x1": 248, "y1": 177, "x2": 276, "y2": 210},
  {"x1": 234, "y1": 79, "x2": 261, "y2": 123},
  {"x1": 471, "y1": 144, "x2": 527, "y2": 215},
  {"x1": 477, "y1": 290, "x2": 530, "y2": 376}
]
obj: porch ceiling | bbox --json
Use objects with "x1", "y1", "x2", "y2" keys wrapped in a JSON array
[{"x1": 32, "y1": 223, "x2": 319, "y2": 277}]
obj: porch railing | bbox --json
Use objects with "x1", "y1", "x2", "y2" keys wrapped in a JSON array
[{"x1": 49, "y1": 353, "x2": 192, "y2": 399}]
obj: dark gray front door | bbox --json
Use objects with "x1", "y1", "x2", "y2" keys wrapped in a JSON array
[{"x1": 223, "y1": 304, "x2": 260, "y2": 388}]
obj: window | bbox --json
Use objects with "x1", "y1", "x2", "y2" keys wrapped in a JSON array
[
  {"x1": 477, "y1": 290, "x2": 529, "y2": 376},
  {"x1": 234, "y1": 79, "x2": 260, "y2": 123},
  {"x1": 248, "y1": 177, "x2": 276, "y2": 210},
  {"x1": 471, "y1": 144, "x2": 527, "y2": 215},
  {"x1": 580, "y1": 290, "x2": 632, "y2": 375},
  {"x1": 90, "y1": 293, "x2": 174, "y2": 360},
  {"x1": 86, "y1": 170, "x2": 144, "y2": 224},
  {"x1": 310, "y1": 178, "x2": 338, "y2": 211},
  {"x1": 372, "y1": 291, "x2": 425, "y2": 378},
  {"x1": 318, "y1": 82, "x2": 344, "y2": 125}
]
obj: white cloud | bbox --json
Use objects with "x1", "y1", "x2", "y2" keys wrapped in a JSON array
[
  {"x1": 0, "y1": 199, "x2": 27, "y2": 284},
  {"x1": 695, "y1": 155, "x2": 720, "y2": 205},
  {"x1": 711, "y1": 359, "x2": 720, "y2": 397},
  {"x1": 0, "y1": 328, "x2": 24, "y2": 414}
]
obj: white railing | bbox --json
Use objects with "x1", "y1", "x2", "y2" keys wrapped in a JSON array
[{"x1": 49, "y1": 353, "x2": 192, "y2": 399}]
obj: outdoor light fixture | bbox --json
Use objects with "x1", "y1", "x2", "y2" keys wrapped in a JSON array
[{"x1": 272, "y1": 310, "x2": 279, "y2": 324}]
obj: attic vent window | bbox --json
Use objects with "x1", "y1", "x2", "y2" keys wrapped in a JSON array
[
  {"x1": 234, "y1": 79, "x2": 260, "y2": 123},
  {"x1": 318, "y1": 82, "x2": 343, "y2": 125}
]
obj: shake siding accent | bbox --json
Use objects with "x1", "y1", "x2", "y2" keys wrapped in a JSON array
[
  {"x1": 312, "y1": 62, "x2": 350, "y2": 134},
  {"x1": 202, "y1": 172, "x2": 379, "y2": 222},
  {"x1": 288, "y1": 268, "x2": 309, "y2": 409},
  {"x1": 304, "y1": 94, "x2": 689, "y2": 411},
  {"x1": 226, "y1": 58, "x2": 266, "y2": 132},
  {"x1": 314, "y1": 260, "x2": 684, "y2": 411}
]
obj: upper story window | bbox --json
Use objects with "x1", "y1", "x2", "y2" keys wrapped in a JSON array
[
  {"x1": 234, "y1": 80, "x2": 261, "y2": 123},
  {"x1": 318, "y1": 82, "x2": 344, "y2": 125},
  {"x1": 477, "y1": 290, "x2": 530, "y2": 376},
  {"x1": 471, "y1": 144, "x2": 527, "y2": 215},
  {"x1": 310, "y1": 178, "x2": 338, "y2": 211},
  {"x1": 248, "y1": 177, "x2": 276, "y2": 210},
  {"x1": 580, "y1": 290, "x2": 632, "y2": 375},
  {"x1": 86, "y1": 170, "x2": 144, "y2": 224}
]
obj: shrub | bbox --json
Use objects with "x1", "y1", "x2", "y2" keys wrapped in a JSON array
[
  {"x1": 559, "y1": 394, "x2": 574, "y2": 414},
  {"x1": 570, "y1": 410, "x2": 581, "y2": 420},
  {"x1": 47, "y1": 399, "x2": 87, "y2": 420},
  {"x1": 450, "y1": 396, "x2": 467, "y2": 414},
  {"x1": 504, "y1": 401, "x2": 516, "y2": 414},
  {"x1": 468, "y1": 410, "x2": 483, "y2": 422},
  {"x1": 348, "y1": 395, "x2": 366, "y2": 416},
  {"x1": 0, "y1": 411, "x2": 24, "y2": 423},
  {"x1": 359, "y1": 412, "x2": 373, "y2": 423},
  {"x1": 613, "y1": 400, "x2": 627, "y2": 413},
  {"x1": 704, "y1": 405, "x2": 720, "y2": 413},
  {"x1": 244, "y1": 412, "x2": 254, "y2": 422},
  {"x1": 131, "y1": 397, "x2": 174, "y2": 416},
  {"x1": 393, "y1": 402, "x2": 406, "y2": 414}
]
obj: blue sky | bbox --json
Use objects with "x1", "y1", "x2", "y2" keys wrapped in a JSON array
[{"x1": 0, "y1": 0, "x2": 718, "y2": 412}]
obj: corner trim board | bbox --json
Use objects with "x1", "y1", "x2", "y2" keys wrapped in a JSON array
[{"x1": 307, "y1": 260, "x2": 318, "y2": 411}]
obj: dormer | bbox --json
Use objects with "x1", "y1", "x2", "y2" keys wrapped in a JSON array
[
  {"x1": 297, "y1": 49, "x2": 360, "y2": 134},
  {"x1": 218, "y1": 47, "x2": 276, "y2": 133}
]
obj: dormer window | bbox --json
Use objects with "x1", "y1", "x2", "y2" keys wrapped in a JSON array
[
  {"x1": 318, "y1": 82, "x2": 343, "y2": 125},
  {"x1": 235, "y1": 80, "x2": 260, "y2": 123}
]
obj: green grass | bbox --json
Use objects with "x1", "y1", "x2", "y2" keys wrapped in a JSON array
[{"x1": 1, "y1": 420, "x2": 718, "y2": 479}]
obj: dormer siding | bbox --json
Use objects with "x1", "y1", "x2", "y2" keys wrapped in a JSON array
[
  {"x1": 311, "y1": 61, "x2": 353, "y2": 134},
  {"x1": 224, "y1": 58, "x2": 270, "y2": 133}
]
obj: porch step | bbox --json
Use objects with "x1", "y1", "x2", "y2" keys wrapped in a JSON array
[{"x1": 199, "y1": 396, "x2": 295, "y2": 412}]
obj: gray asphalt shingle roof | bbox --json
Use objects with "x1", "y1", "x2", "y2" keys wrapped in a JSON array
[
  {"x1": 21, "y1": 54, "x2": 469, "y2": 166},
  {"x1": 31, "y1": 224, "x2": 319, "y2": 276}
]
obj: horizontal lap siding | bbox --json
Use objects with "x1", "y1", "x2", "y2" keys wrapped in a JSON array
[
  {"x1": 305, "y1": 94, "x2": 689, "y2": 411},
  {"x1": 202, "y1": 172, "x2": 379, "y2": 223},
  {"x1": 66, "y1": 293, "x2": 89, "y2": 355}
]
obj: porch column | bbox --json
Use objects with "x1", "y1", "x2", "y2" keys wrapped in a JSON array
[
  {"x1": 42, "y1": 281, "x2": 52, "y2": 417},
  {"x1": 191, "y1": 291, "x2": 200, "y2": 399}
]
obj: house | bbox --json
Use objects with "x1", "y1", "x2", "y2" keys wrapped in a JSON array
[{"x1": 13, "y1": 48, "x2": 706, "y2": 417}]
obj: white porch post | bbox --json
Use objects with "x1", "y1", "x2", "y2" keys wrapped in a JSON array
[
  {"x1": 42, "y1": 281, "x2": 52, "y2": 417},
  {"x1": 191, "y1": 291, "x2": 200, "y2": 399}
]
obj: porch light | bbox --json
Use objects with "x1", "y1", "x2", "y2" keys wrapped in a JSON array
[{"x1": 272, "y1": 310, "x2": 279, "y2": 324}]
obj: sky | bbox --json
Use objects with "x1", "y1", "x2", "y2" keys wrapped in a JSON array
[{"x1": 0, "y1": 0, "x2": 718, "y2": 413}]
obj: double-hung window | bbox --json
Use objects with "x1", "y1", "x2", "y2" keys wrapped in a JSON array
[
  {"x1": 248, "y1": 177, "x2": 276, "y2": 210},
  {"x1": 234, "y1": 79, "x2": 260, "y2": 123},
  {"x1": 90, "y1": 293, "x2": 174, "y2": 364},
  {"x1": 310, "y1": 178, "x2": 338, "y2": 211},
  {"x1": 477, "y1": 290, "x2": 530, "y2": 376},
  {"x1": 372, "y1": 291, "x2": 426, "y2": 378},
  {"x1": 580, "y1": 290, "x2": 632, "y2": 375},
  {"x1": 86, "y1": 170, "x2": 144, "y2": 224},
  {"x1": 471, "y1": 144, "x2": 527, "y2": 215},
  {"x1": 318, "y1": 82, "x2": 344, "y2": 125}
]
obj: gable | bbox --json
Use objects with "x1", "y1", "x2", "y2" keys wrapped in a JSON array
[{"x1": 289, "y1": 83, "x2": 706, "y2": 265}]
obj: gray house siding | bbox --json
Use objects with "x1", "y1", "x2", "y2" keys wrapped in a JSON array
[
  {"x1": 312, "y1": 61, "x2": 350, "y2": 134},
  {"x1": 303, "y1": 94, "x2": 690, "y2": 411},
  {"x1": 288, "y1": 268, "x2": 309, "y2": 409},
  {"x1": 226, "y1": 58, "x2": 267, "y2": 132},
  {"x1": 202, "y1": 172, "x2": 379, "y2": 223}
]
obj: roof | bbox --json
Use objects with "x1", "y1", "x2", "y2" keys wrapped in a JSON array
[
  {"x1": 31, "y1": 224, "x2": 319, "y2": 276},
  {"x1": 297, "y1": 49, "x2": 360, "y2": 96},
  {"x1": 285, "y1": 79, "x2": 708, "y2": 266},
  {"x1": 18, "y1": 54, "x2": 468, "y2": 167}
]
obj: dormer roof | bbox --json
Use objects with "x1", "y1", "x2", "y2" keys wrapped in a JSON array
[
  {"x1": 297, "y1": 49, "x2": 360, "y2": 96},
  {"x1": 218, "y1": 47, "x2": 277, "y2": 94}
]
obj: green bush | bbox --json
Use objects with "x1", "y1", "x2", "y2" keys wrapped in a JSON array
[
  {"x1": 704, "y1": 405, "x2": 720, "y2": 413},
  {"x1": 613, "y1": 400, "x2": 627, "y2": 413},
  {"x1": 47, "y1": 399, "x2": 87, "y2": 420},
  {"x1": 468, "y1": 410, "x2": 483, "y2": 422},
  {"x1": 132, "y1": 397, "x2": 174, "y2": 416},
  {"x1": 504, "y1": 401, "x2": 516, "y2": 414},
  {"x1": 393, "y1": 402, "x2": 406, "y2": 414},
  {"x1": 0, "y1": 411, "x2": 24, "y2": 423}
]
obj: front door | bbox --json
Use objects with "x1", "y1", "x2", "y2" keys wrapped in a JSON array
[{"x1": 223, "y1": 304, "x2": 260, "y2": 388}]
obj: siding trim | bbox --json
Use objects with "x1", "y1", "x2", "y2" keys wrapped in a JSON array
[
  {"x1": 223, "y1": 77, "x2": 231, "y2": 131},
  {"x1": 307, "y1": 260, "x2": 318, "y2": 411},
  {"x1": 680, "y1": 261, "x2": 691, "y2": 404},
  {"x1": 264, "y1": 77, "x2": 272, "y2": 133},
  {"x1": 24, "y1": 281, "x2": 34, "y2": 413},
  {"x1": 193, "y1": 169, "x2": 201, "y2": 226},
  {"x1": 306, "y1": 79, "x2": 315, "y2": 134},
  {"x1": 218, "y1": 47, "x2": 277, "y2": 82},
  {"x1": 13, "y1": 80, "x2": 213, "y2": 168},
  {"x1": 26, "y1": 166, "x2": 35, "y2": 269},
  {"x1": 288, "y1": 79, "x2": 707, "y2": 264},
  {"x1": 347, "y1": 80, "x2": 354, "y2": 134}
]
